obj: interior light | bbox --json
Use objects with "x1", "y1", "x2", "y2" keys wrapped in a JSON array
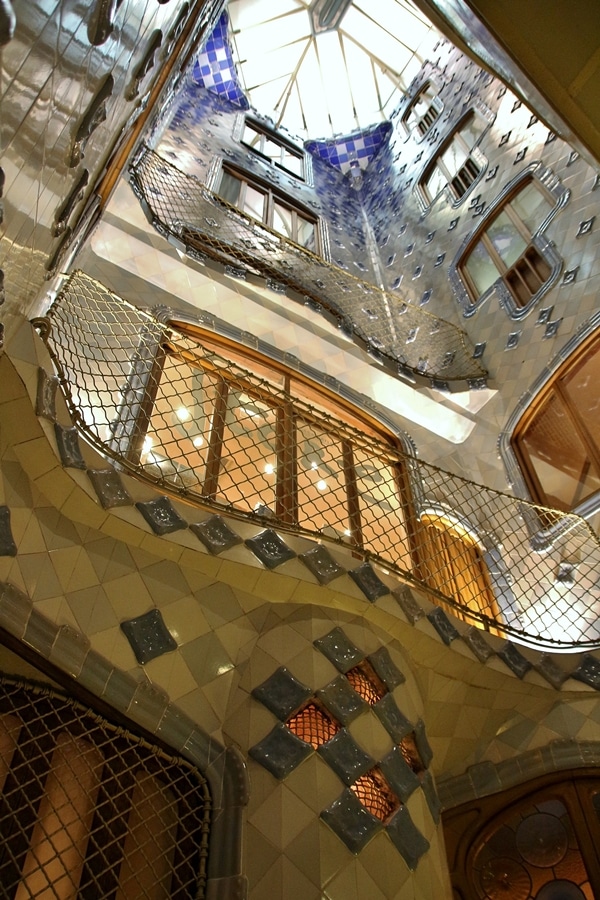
[
  {"x1": 176, "y1": 406, "x2": 191, "y2": 422},
  {"x1": 192, "y1": 435, "x2": 204, "y2": 448},
  {"x1": 264, "y1": 463, "x2": 275, "y2": 475},
  {"x1": 142, "y1": 435, "x2": 153, "y2": 452},
  {"x1": 343, "y1": 528, "x2": 352, "y2": 536},
  {"x1": 317, "y1": 479, "x2": 328, "y2": 491},
  {"x1": 311, "y1": 460, "x2": 319, "y2": 470}
]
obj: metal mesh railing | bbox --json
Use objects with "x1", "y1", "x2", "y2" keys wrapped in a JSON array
[
  {"x1": 129, "y1": 147, "x2": 488, "y2": 388},
  {"x1": 0, "y1": 676, "x2": 210, "y2": 899},
  {"x1": 39, "y1": 272, "x2": 600, "y2": 649}
]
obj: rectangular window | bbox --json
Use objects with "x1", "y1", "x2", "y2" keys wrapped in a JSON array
[
  {"x1": 460, "y1": 180, "x2": 554, "y2": 308},
  {"x1": 403, "y1": 83, "x2": 441, "y2": 136},
  {"x1": 241, "y1": 120, "x2": 304, "y2": 179},
  {"x1": 421, "y1": 112, "x2": 486, "y2": 205},
  {"x1": 218, "y1": 166, "x2": 318, "y2": 252}
]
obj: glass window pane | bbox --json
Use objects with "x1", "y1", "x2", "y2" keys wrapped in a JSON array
[
  {"x1": 217, "y1": 390, "x2": 277, "y2": 514},
  {"x1": 281, "y1": 149, "x2": 303, "y2": 177},
  {"x1": 486, "y1": 211, "x2": 527, "y2": 267},
  {"x1": 144, "y1": 356, "x2": 215, "y2": 490},
  {"x1": 297, "y1": 421, "x2": 349, "y2": 536},
  {"x1": 459, "y1": 114, "x2": 485, "y2": 149},
  {"x1": 242, "y1": 122, "x2": 262, "y2": 151},
  {"x1": 464, "y1": 240, "x2": 498, "y2": 296},
  {"x1": 441, "y1": 136, "x2": 467, "y2": 177},
  {"x1": 354, "y1": 448, "x2": 409, "y2": 562},
  {"x1": 242, "y1": 184, "x2": 266, "y2": 221},
  {"x1": 272, "y1": 201, "x2": 293, "y2": 239},
  {"x1": 296, "y1": 215, "x2": 315, "y2": 250},
  {"x1": 563, "y1": 344, "x2": 600, "y2": 450},
  {"x1": 424, "y1": 164, "x2": 446, "y2": 200},
  {"x1": 219, "y1": 170, "x2": 242, "y2": 207},
  {"x1": 521, "y1": 392, "x2": 600, "y2": 510},
  {"x1": 263, "y1": 137, "x2": 281, "y2": 164},
  {"x1": 510, "y1": 182, "x2": 553, "y2": 234}
]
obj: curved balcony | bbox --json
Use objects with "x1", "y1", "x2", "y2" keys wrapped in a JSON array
[
  {"x1": 128, "y1": 147, "x2": 488, "y2": 391},
  {"x1": 38, "y1": 271, "x2": 600, "y2": 650}
]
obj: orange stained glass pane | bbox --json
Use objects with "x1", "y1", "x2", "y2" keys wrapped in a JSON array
[
  {"x1": 400, "y1": 732, "x2": 425, "y2": 775},
  {"x1": 345, "y1": 662, "x2": 387, "y2": 705},
  {"x1": 286, "y1": 703, "x2": 339, "y2": 749},
  {"x1": 350, "y1": 769, "x2": 400, "y2": 822}
]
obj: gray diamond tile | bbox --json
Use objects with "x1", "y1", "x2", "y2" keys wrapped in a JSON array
[
  {"x1": 299, "y1": 545, "x2": 345, "y2": 584},
  {"x1": 393, "y1": 585, "x2": 425, "y2": 623},
  {"x1": 35, "y1": 368, "x2": 59, "y2": 421},
  {"x1": 373, "y1": 694, "x2": 413, "y2": 743},
  {"x1": 379, "y1": 746, "x2": 420, "y2": 802},
  {"x1": 535, "y1": 654, "x2": 567, "y2": 690},
  {"x1": 349, "y1": 563, "x2": 389, "y2": 601},
  {"x1": 368, "y1": 647, "x2": 405, "y2": 690},
  {"x1": 386, "y1": 805, "x2": 430, "y2": 869},
  {"x1": 414, "y1": 719, "x2": 433, "y2": 768},
  {"x1": 54, "y1": 424, "x2": 86, "y2": 469},
  {"x1": 87, "y1": 468, "x2": 132, "y2": 509},
  {"x1": 573, "y1": 655, "x2": 600, "y2": 690},
  {"x1": 321, "y1": 789, "x2": 381, "y2": 853},
  {"x1": 421, "y1": 770, "x2": 441, "y2": 823},
  {"x1": 249, "y1": 723, "x2": 312, "y2": 779},
  {"x1": 120, "y1": 608, "x2": 177, "y2": 665},
  {"x1": 314, "y1": 627, "x2": 364, "y2": 673},
  {"x1": 252, "y1": 667, "x2": 312, "y2": 721},
  {"x1": 318, "y1": 728, "x2": 374, "y2": 786},
  {"x1": 0, "y1": 507, "x2": 17, "y2": 557},
  {"x1": 427, "y1": 608, "x2": 459, "y2": 645},
  {"x1": 189, "y1": 515, "x2": 242, "y2": 554},
  {"x1": 317, "y1": 675, "x2": 367, "y2": 726},
  {"x1": 498, "y1": 642, "x2": 532, "y2": 679},
  {"x1": 462, "y1": 627, "x2": 494, "y2": 662},
  {"x1": 135, "y1": 496, "x2": 187, "y2": 535},
  {"x1": 245, "y1": 529, "x2": 296, "y2": 569}
]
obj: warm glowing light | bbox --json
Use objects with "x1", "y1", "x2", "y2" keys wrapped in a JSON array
[
  {"x1": 310, "y1": 461, "x2": 319, "y2": 470},
  {"x1": 344, "y1": 529, "x2": 352, "y2": 536},
  {"x1": 192, "y1": 435, "x2": 204, "y2": 448},
  {"x1": 317, "y1": 479, "x2": 328, "y2": 491},
  {"x1": 264, "y1": 463, "x2": 275, "y2": 475},
  {"x1": 176, "y1": 406, "x2": 191, "y2": 422},
  {"x1": 142, "y1": 435, "x2": 153, "y2": 452}
]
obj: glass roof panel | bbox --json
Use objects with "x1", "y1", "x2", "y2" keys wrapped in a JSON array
[{"x1": 227, "y1": 0, "x2": 438, "y2": 140}]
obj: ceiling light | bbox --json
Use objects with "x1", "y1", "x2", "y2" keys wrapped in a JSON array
[
  {"x1": 264, "y1": 463, "x2": 275, "y2": 475},
  {"x1": 176, "y1": 406, "x2": 191, "y2": 422},
  {"x1": 317, "y1": 479, "x2": 328, "y2": 491},
  {"x1": 192, "y1": 436, "x2": 204, "y2": 448}
]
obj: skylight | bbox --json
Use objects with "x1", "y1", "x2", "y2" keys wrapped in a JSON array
[{"x1": 227, "y1": 0, "x2": 438, "y2": 141}]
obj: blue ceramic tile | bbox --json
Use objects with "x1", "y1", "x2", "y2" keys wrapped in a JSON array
[
  {"x1": 87, "y1": 468, "x2": 132, "y2": 509},
  {"x1": 192, "y1": 12, "x2": 248, "y2": 108},
  {"x1": 318, "y1": 728, "x2": 374, "y2": 786},
  {"x1": 373, "y1": 694, "x2": 413, "y2": 743},
  {"x1": 189, "y1": 515, "x2": 242, "y2": 554},
  {"x1": 321, "y1": 789, "x2": 381, "y2": 853},
  {"x1": 120, "y1": 608, "x2": 177, "y2": 664},
  {"x1": 249, "y1": 723, "x2": 312, "y2": 779},
  {"x1": 386, "y1": 805, "x2": 429, "y2": 869},
  {"x1": 252, "y1": 667, "x2": 312, "y2": 721},
  {"x1": 368, "y1": 647, "x2": 405, "y2": 690},
  {"x1": 245, "y1": 529, "x2": 296, "y2": 569},
  {"x1": 317, "y1": 676, "x2": 367, "y2": 726},
  {"x1": 54, "y1": 424, "x2": 86, "y2": 469},
  {"x1": 314, "y1": 627, "x2": 364, "y2": 673},
  {"x1": 135, "y1": 497, "x2": 187, "y2": 535},
  {"x1": 348, "y1": 563, "x2": 389, "y2": 602},
  {"x1": 299, "y1": 545, "x2": 345, "y2": 585},
  {"x1": 379, "y1": 746, "x2": 420, "y2": 802}
]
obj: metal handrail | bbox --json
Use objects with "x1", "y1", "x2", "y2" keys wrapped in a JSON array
[
  {"x1": 39, "y1": 272, "x2": 600, "y2": 650},
  {"x1": 128, "y1": 146, "x2": 488, "y2": 390}
]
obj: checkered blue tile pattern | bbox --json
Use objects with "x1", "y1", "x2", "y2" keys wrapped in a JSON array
[
  {"x1": 192, "y1": 11, "x2": 248, "y2": 109},
  {"x1": 305, "y1": 122, "x2": 392, "y2": 174}
]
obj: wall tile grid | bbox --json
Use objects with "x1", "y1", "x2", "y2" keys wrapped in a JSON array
[
  {"x1": 156, "y1": 76, "x2": 377, "y2": 281},
  {"x1": 361, "y1": 39, "x2": 600, "y2": 489},
  {"x1": 1, "y1": 0, "x2": 223, "y2": 331}
]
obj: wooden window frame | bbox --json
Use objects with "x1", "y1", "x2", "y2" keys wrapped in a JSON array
[
  {"x1": 240, "y1": 118, "x2": 305, "y2": 180},
  {"x1": 218, "y1": 165, "x2": 320, "y2": 253},
  {"x1": 511, "y1": 329, "x2": 600, "y2": 514},
  {"x1": 158, "y1": 325, "x2": 411, "y2": 550},
  {"x1": 458, "y1": 179, "x2": 554, "y2": 310},
  {"x1": 419, "y1": 112, "x2": 486, "y2": 207}
]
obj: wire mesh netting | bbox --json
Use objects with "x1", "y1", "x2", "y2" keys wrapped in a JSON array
[
  {"x1": 40, "y1": 271, "x2": 600, "y2": 650},
  {"x1": 0, "y1": 677, "x2": 210, "y2": 899},
  {"x1": 129, "y1": 147, "x2": 488, "y2": 388}
]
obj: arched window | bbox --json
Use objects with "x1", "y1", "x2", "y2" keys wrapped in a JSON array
[
  {"x1": 402, "y1": 81, "x2": 442, "y2": 137},
  {"x1": 414, "y1": 515, "x2": 501, "y2": 631},
  {"x1": 444, "y1": 770, "x2": 600, "y2": 898},
  {"x1": 0, "y1": 679, "x2": 209, "y2": 898},
  {"x1": 136, "y1": 324, "x2": 412, "y2": 563},
  {"x1": 512, "y1": 329, "x2": 600, "y2": 518},
  {"x1": 418, "y1": 111, "x2": 488, "y2": 208}
]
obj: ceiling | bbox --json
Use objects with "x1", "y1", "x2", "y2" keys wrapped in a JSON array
[{"x1": 226, "y1": 0, "x2": 438, "y2": 141}]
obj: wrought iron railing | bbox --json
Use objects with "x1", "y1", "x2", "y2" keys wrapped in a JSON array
[
  {"x1": 129, "y1": 147, "x2": 488, "y2": 390},
  {"x1": 39, "y1": 272, "x2": 600, "y2": 650}
]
